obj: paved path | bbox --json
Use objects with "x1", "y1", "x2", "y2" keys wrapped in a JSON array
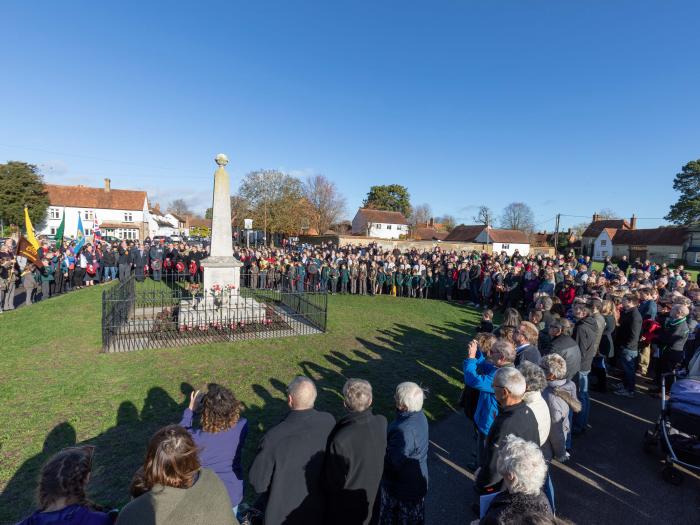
[{"x1": 426, "y1": 377, "x2": 700, "y2": 524}]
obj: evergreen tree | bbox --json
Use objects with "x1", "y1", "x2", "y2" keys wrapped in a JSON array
[
  {"x1": 665, "y1": 160, "x2": 700, "y2": 225},
  {"x1": 0, "y1": 161, "x2": 50, "y2": 228}
]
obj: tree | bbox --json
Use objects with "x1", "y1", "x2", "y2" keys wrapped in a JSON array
[
  {"x1": 500, "y1": 202, "x2": 535, "y2": 232},
  {"x1": 595, "y1": 208, "x2": 618, "y2": 220},
  {"x1": 473, "y1": 205, "x2": 495, "y2": 226},
  {"x1": 239, "y1": 170, "x2": 313, "y2": 244},
  {"x1": 303, "y1": 174, "x2": 346, "y2": 233},
  {"x1": 167, "y1": 199, "x2": 192, "y2": 217},
  {"x1": 204, "y1": 207, "x2": 213, "y2": 219},
  {"x1": 665, "y1": 160, "x2": 700, "y2": 225},
  {"x1": 438, "y1": 214, "x2": 456, "y2": 231},
  {"x1": 0, "y1": 161, "x2": 49, "y2": 230},
  {"x1": 409, "y1": 203, "x2": 432, "y2": 226},
  {"x1": 363, "y1": 184, "x2": 411, "y2": 217}
]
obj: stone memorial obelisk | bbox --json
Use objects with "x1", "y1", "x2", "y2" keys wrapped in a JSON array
[{"x1": 200, "y1": 153, "x2": 243, "y2": 293}]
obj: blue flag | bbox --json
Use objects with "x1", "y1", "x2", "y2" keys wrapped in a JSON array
[{"x1": 75, "y1": 214, "x2": 86, "y2": 252}]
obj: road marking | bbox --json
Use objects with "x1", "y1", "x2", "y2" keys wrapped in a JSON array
[{"x1": 590, "y1": 397, "x2": 655, "y2": 425}]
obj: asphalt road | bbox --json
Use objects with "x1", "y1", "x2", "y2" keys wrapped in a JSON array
[{"x1": 425, "y1": 377, "x2": 700, "y2": 525}]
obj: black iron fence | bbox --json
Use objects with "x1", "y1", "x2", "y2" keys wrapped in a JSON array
[{"x1": 101, "y1": 273, "x2": 327, "y2": 352}]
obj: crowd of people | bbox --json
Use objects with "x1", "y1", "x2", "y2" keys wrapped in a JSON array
[
  {"x1": 9, "y1": 236, "x2": 700, "y2": 523},
  {"x1": 17, "y1": 378, "x2": 436, "y2": 525},
  {"x1": 460, "y1": 248, "x2": 700, "y2": 521}
]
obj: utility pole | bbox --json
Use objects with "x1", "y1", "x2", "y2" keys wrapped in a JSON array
[{"x1": 554, "y1": 213, "x2": 561, "y2": 255}]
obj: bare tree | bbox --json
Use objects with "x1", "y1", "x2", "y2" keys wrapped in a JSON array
[
  {"x1": 473, "y1": 205, "x2": 495, "y2": 226},
  {"x1": 303, "y1": 174, "x2": 346, "y2": 234},
  {"x1": 437, "y1": 214, "x2": 456, "y2": 231},
  {"x1": 596, "y1": 208, "x2": 618, "y2": 219},
  {"x1": 167, "y1": 198, "x2": 192, "y2": 217},
  {"x1": 410, "y1": 203, "x2": 432, "y2": 226},
  {"x1": 499, "y1": 202, "x2": 535, "y2": 232}
]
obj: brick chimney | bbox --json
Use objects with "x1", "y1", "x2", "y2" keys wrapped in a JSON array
[
  {"x1": 592, "y1": 212, "x2": 600, "y2": 222},
  {"x1": 630, "y1": 214, "x2": 637, "y2": 230},
  {"x1": 429, "y1": 217, "x2": 434, "y2": 228},
  {"x1": 104, "y1": 178, "x2": 111, "y2": 192}
]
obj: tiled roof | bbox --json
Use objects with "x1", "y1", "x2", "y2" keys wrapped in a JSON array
[
  {"x1": 488, "y1": 228, "x2": 529, "y2": 244},
  {"x1": 413, "y1": 227, "x2": 449, "y2": 241},
  {"x1": 610, "y1": 227, "x2": 687, "y2": 246},
  {"x1": 582, "y1": 219, "x2": 629, "y2": 238},
  {"x1": 355, "y1": 208, "x2": 409, "y2": 225},
  {"x1": 100, "y1": 222, "x2": 139, "y2": 229},
  {"x1": 444, "y1": 225, "x2": 486, "y2": 242},
  {"x1": 188, "y1": 218, "x2": 212, "y2": 228},
  {"x1": 46, "y1": 184, "x2": 146, "y2": 211}
]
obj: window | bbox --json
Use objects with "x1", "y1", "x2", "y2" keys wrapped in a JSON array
[
  {"x1": 85, "y1": 228, "x2": 92, "y2": 236},
  {"x1": 49, "y1": 227, "x2": 56, "y2": 235},
  {"x1": 601, "y1": 240, "x2": 607, "y2": 246},
  {"x1": 375, "y1": 224, "x2": 382, "y2": 229},
  {"x1": 49, "y1": 207, "x2": 61, "y2": 220},
  {"x1": 84, "y1": 210, "x2": 94, "y2": 221},
  {"x1": 502, "y1": 243, "x2": 510, "y2": 250},
  {"x1": 117, "y1": 229, "x2": 137, "y2": 240},
  {"x1": 387, "y1": 225, "x2": 392, "y2": 230},
  {"x1": 695, "y1": 253, "x2": 700, "y2": 265},
  {"x1": 124, "y1": 212, "x2": 133, "y2": 222}
]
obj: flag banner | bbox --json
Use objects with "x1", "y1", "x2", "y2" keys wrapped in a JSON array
[
  {"x1": 24, "y1": 207, "x2": 40, "y2": 250},
  {"x1": 93, "y1": 213, "x2": 102, "y2": 242},
  {"x1": 75, "y1": 214, "x2": 86, "y2": 252},
  {"x1": 55, "y1": 209, "x2": 66, "y2": 245},
  {"x1": 17, "y1": 235, "x2": 44, "y2": 268}
]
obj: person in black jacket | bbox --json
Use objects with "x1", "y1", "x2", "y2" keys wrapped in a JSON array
[
  {"x1": 613, "y1": 294, "x2": 643, "y2": 398},
  {"x1": 117, "y1": 241, "x2": 131, "y2": 282},
  {"x1": 323, "y1": 379, "x2": 387, "y2": 525},
  {"x1": 513, "y1": 321, "x2": 542, "y2": 366},
  {"x1": 548, "y1": 317, "x2": 581, "y2": 382},
  {"x1": 650, "y1": 304, "x2": 690, "y2": 398},
  {"x1": 248, "y1": 377, "x2": 335, "y2": 525},
  {"x1": 474, "y1": 367, "x2": 539, "y2": 515},
  {"x1": 572, "y1": 303, "x2": 599, "y2": 433}
]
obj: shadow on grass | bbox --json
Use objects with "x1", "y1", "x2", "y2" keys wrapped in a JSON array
[{"x1": 2, "y1": 317, "x2": 476, "y2": 523}]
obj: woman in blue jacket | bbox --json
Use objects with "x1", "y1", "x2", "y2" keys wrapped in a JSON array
[{"x1": 463, "y1": 339, "x2": 516, "y2": 468}]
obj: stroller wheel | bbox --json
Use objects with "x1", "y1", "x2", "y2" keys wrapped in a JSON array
[
  {"x1": 662, "y1": 465, "x2": 683, "y2": 486},
  {"x1": 642, "y1": 430, "x2": 657, "y2": 454}
]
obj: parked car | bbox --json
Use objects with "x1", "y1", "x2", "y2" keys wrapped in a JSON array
[
  {"x1": 152, "y1": 235, "x2": 173, "y2": 244},
  {"x1": 100, "y1": 235, "x2": 120, "y2": 244}
]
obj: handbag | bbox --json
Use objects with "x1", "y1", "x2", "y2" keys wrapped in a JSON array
[{"x1": 458, "y1": 385, "x2": 480, "y2": 420}]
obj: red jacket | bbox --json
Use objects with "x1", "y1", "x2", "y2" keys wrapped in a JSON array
[{"x1": 558, "y1": 286, "x2": 576, "y2": 306}]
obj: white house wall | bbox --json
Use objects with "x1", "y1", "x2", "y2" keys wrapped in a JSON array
[
  {"x1": 492, "y1": 242, "x2": 530, "y2": 256},
  {"x1": 593, "y1": 231, "x2": 613, "y2": 261},
  {"x1": 40, "y1": 201, "x2": 148, "y2": 240}
]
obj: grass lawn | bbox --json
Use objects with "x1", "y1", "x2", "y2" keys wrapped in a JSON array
[{"x1": 0, "y1": 286, "x2": 480, "y2": 523}]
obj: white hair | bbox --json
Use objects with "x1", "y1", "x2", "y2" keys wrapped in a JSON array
[
  {"x1": 497, "y1": 434, "x2": 548, "y2": 496},
  {"x1": 540, "y1": 353, "x2": 567, "y2": 380},
  {"x1": 493, "y1": 367, "x2": 526, "y2": 399},
  {"x1": 395, "y1": 382, "x2": 425, "y2": 412},
  {"x1": 343, "y1": 378, "x2": 373, "y2": 412},
  {"x1": 287, "y1": 376, "x2": 317, "y2": 409}
]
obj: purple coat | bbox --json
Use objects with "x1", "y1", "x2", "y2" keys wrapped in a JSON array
[
  {"x1": 16, "y1": 504, "x2": 111, "y2": 525},
  {"x1": 179, "y1": 408, "x2": 248, "y2": 506}
]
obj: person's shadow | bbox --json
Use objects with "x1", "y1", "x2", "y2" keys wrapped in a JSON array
[{"x1": 0, "y1": 422, "x2": 77, "y2": 524}]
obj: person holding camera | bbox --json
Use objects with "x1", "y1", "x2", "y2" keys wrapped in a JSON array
[{"x1": 179, "y1": 384, "x2": 248, "y2": 516}]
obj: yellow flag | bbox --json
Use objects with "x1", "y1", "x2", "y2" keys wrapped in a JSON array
[{"x1": 24, "y1": 206, "x2": 40, "y2": 250}]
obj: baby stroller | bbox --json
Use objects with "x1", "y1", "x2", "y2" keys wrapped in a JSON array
[{"x1": 643, "y1": 372, "x2": 700, "y2": 485}]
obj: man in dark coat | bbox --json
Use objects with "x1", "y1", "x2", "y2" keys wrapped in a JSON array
[
  {"x1": 149, "y1": 242, "x2": 164, "y2": 281},
  {"x1": 513, "y1": 321, "x2": 542, "y2": 366},
  {"x1": 614, "y1": 293, "x2": 643, "y2": 397},
  {"x1": 323, "y1": 379, "x2": 387, "y2": 525},
  {"x1": 572, "y1": 303, "x2": 600, "y2": 434},
  {"x1": 129, "y1": 242, "x2": 149, "y2": 282},
  {"x1": 117, "y1": 241, "x2": 131, "y2": 282},
  {"x1": 249, "y1": 377, "x2": 335, "y2": 525},
  {"x1": 475, "y1": 367, "x2": 539, "y2": 513}
]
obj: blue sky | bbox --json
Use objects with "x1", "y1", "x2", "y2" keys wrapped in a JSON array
[{"x1": 2, "y1": 1, "x2": 699, "y2": 230}]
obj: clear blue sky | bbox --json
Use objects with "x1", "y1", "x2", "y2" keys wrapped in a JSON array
[{"x1": 2, "y1": 1, "x2": 699, "y2": 230}]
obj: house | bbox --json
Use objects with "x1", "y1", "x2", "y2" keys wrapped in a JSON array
[
  {"x1": 592, "y1": 226, "x2": 689, "y2": 263},
  {"x1": 40, "y1": 178, "x2": 149, "y2": 241},
  {"x1": 351, "y1": 208, "x2": 409, "y2": 239},
  {"x1": 444, "y1": 225, "x2": 530, "y2": 256},
  {"x1": 581, "y1": 214, "x2": 633, "y2": 256},
  {"x1": 188, "y1": 217, "x2": 212, "y2": 237}
]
